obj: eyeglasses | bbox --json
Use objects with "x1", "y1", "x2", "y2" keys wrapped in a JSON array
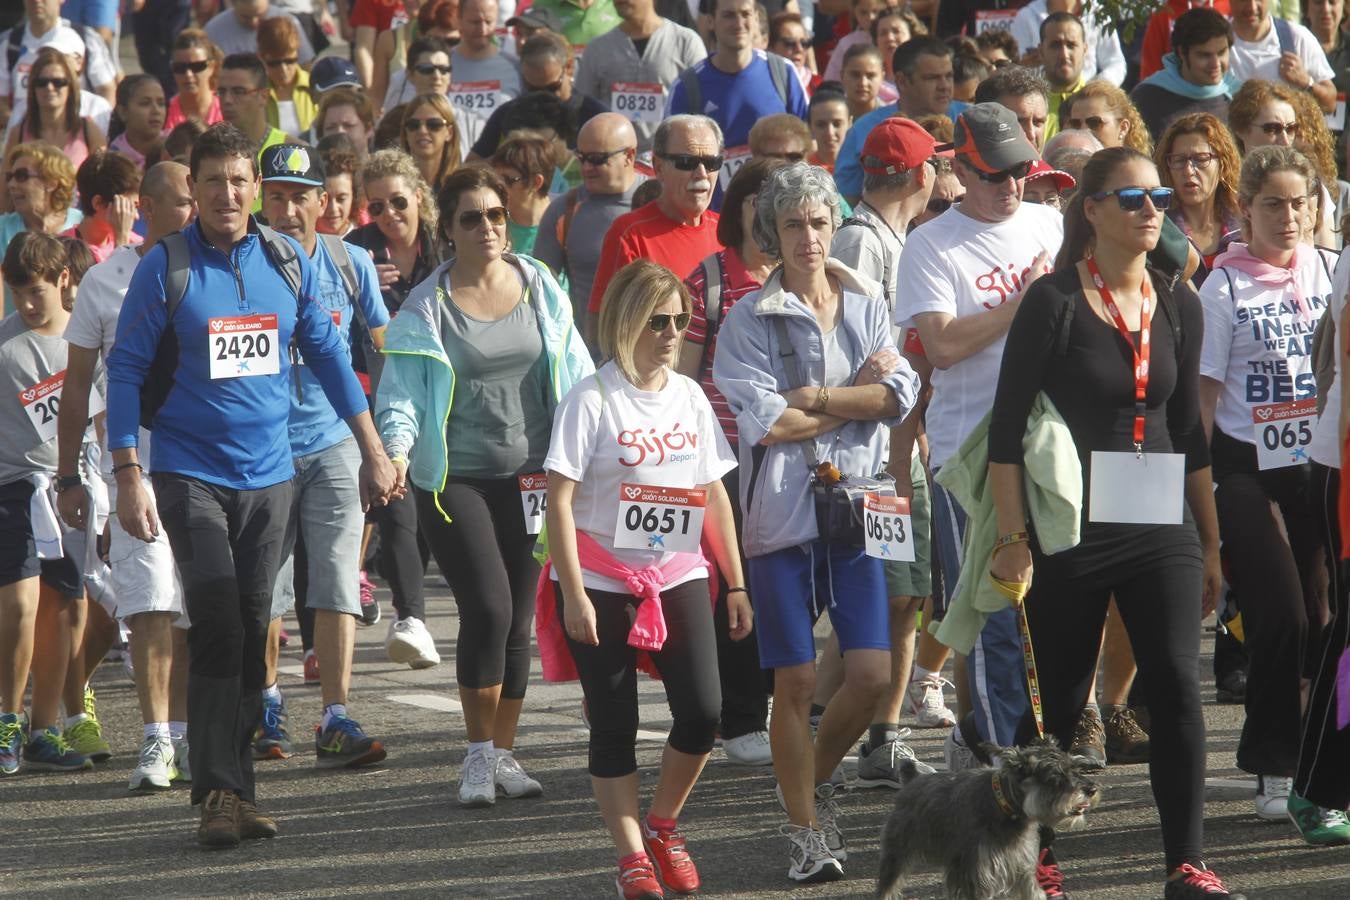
[
  {"x1": 775, "y1": 39, "x2": 809, "y2": 50},
  {"x1": 216, "y1": 86, "x2": 259, "y2": 98},
  {"x1": 1165, "y1": 152, "x2": 1218, "y2": 171},
  {"x1": 648, "y1": 312, "x2": 691, "y2": 332},
  {"x1": 264, "y1": 57, "x2": 299, "y2": 67},
  {"x1": 1260, "y1": 121, "x2": 1299, "y2": 138},
  {"x1": 458, "y1": 206, "x2": 509, "y2": 229},
  {"x1": 32, "y1": 77, "x2": 69, "y2": 90},
  {"x1": 413, "y1": 62, "x2": 453, "y2": 76},
  {"x1": 658, "y1": 153, "x2": 724, "y2": 172},
  {"x1": 5, "y1": 169, "x2": 36, "y2": 183},
  {"x1": 1067, "y1": 116, "x2": 1112, "y2": 131},
  {"x1": 171, "y1": 59, "x2": 211, "y2": 75},
  {"x1": 576, "y1": 147, "x2": 631, "y2": 166},
  {"x1": 403, "y1": 117, "x2": 447, "y2": 132},
  {"x1": 367, "y1": 195, "x2": 410, "y2": 217},
  {"x1": 764, "y1": 151, "x2": 807, "y2": 163},
  {"x1": 926, "y1": 195, "x2": 963, "y2": 214},
  {"x1": 972, "y1": 160, "x2": 1032, "y2": 183},
  {"x1": 1088, "y1": 186, "x2": 1173, "y2": 211}
]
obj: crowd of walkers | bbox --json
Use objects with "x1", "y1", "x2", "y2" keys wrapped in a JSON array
[{"x1": 5, "y1": 0, "x2": 1350, "y2": 898}]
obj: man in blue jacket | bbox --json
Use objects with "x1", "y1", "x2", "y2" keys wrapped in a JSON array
[{"x1": 105, "y1": 124, "x2": 398, "y2": 850}]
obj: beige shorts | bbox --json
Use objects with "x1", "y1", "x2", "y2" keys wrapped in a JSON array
[{"x1": 106, "y1": 473, "x2": 187, "y2": 628}]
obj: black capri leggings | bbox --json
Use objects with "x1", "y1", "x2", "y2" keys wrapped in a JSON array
[
  {"x1": 415, "y1": 478, "x2": 539, "y2": 698},
  {"x1": 372, "y1": 490, "x2": 426, "y2": 622},
  {"x1": 561, "y1": 580, "x2": 722, "y2": 778}
]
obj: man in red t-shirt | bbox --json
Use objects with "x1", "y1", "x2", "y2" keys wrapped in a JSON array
[{"x1": 586, "y1": 114, "x2": 724, "y2": 345}]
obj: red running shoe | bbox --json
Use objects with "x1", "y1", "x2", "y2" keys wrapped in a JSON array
[
  {"x1": 1037, "y1": 847, "x2": 1069, "y2": 898},
  {"x1": 1164, "y1": 863, "x2": 1246, "y2": 899},
  {"x1": 302, "y1": 650, "x2": 320, "y2": 686},
  {"x1": 616, "y1": 858, "x2": 663, "y2": 899},
  {"x1": 643, "y1": 827, "x2": 700, "y2": 894}
]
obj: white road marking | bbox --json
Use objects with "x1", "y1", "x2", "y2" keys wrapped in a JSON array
[
  {"x1": 277, "y1": 663, "x2": 306, "y2": 679},
  {"x1": 1205, "y1": 777, "x2": 1255, "y2": 790},
  {"x1": 387, "y1": 692, "x2": 464, "y2": 713}
]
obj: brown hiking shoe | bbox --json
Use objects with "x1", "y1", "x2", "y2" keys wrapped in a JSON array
[
  {"x1": 1105, "y1": 704, "x2": 1151, "y2": 764},
  {"x1": 1069, "y1": 706, "x2": 1106, "y2": 771},
  {"x1": 198, "y1": 789, "x2": 240, "y2": 849},
  {"x1": 238, "y1": 799, "x2": 278, "y2": 840}
]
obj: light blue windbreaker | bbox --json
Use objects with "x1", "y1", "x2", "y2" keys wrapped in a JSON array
[
  {"x1": 711, "y1": 259, "x2": 921, "y2": 558},
  {"x1": 375, "y1": 253, "x2": 594, "y2": 501}
]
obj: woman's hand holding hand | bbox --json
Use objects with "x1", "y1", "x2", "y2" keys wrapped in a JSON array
[
  {"x1": 726, "y1": 591, "x2": 753, "y2": 641},
  {"x1": 564, "y1": 592, "x2": 599, "y2": 646},
  {"x1": 1200, "y1": 543, "x2": 1222, "y2": 618},
  {"x1": 854, "y1": 349, "x2": 900, "y2": 386}
]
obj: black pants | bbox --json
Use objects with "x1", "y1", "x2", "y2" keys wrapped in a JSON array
[
  {"x1": 132, "y1": 0, "x2": 191, "y2": 99},
  {"x1": 371, "y1": 489, "x2": 425, "y2": 621},
  {"x1": 1296, "y1": 464, "x2": 1350, "y2": 807},
  {"x1": 562, "y1": 581, "x2": 722, "y2": 778},
  {"x1": 293, "y1": 528, "x2": 315, "y2": 652},
  {"x1": 415, "y1": 478, "x2": 538, "y2": 698},
  {"x1": 716, "y1": 465, "x2": 769, "y2": 738},
  {"x1": 1015, "y1": 526, "x2": 1206, "y2": 872},
  {"x1": 154, "y1": 473, "x2": 292, "y2": 806},
  {"x1": 1212, "y1": 430, "x2": 1320, "y2": 777}
]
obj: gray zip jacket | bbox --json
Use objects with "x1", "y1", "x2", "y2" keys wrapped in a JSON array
[{"x1": 712, "y1": 259, "x2": 921, "y2": 558}]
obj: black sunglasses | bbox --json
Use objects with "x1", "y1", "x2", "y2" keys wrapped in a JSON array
[
  {"x1": 413, "y1": 62, "x2": 453, "y2": 76},
  {"x1": 659, "y1": 153, "x2": 724, "y2": 172},
  {"x1": 526, "y1": 76, "x2": 566, "y2": 94},
  {"x1": 367, "y1": 195, "x2": 411, "y2": 217},
  {"x1": 171, "y1": 59, "x2": 211, "y2": 75},
  {"x1": 927, "y1": 195, "x2": 962, "y2": 214},
  {"x1": 458, "y1": 206, "x2": 508, "y2": 229},
  {"x1": 1260, "y1": 121, "x2": 1299, "y2": 137},
  {"x1": 1067, "y1": 116, "x2": 1111, "y2": 131},
  {"x1": 576, "y1": 147, "x2": 631, "y2": 166},
  {"x1": 648, "y1": 313, "x2": 691, "y2": 333},
  {"x1": 32, "y1": 77, "x2": 69, "y2": 90},
  {"x1": 972, "y1": 160, "x2": 1033, "y2": 183},
  {"x1": 5, "y1": 169, "x2": 36, "y2": 183},
  {"x1": 1088, "y1": 186, "x2": 1173, "y2": 211},
  {"x1": 404, "y1": 117, "x2": 447, "y2": 132}
]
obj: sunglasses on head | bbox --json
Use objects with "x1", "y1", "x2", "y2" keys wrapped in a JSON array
[
  {"x1": 927, "y1": 195, "x2": 962, "y2": 214},
  {"x1": 32, "y1": 77, "x2": 68, "y2": 90},
  {"x1": 413, "y1": 62, "x2": 453, "y2": 76},
  {"x1": 264, "y1": 57, "x2": 299, "y2": 67},
  {"x1": 1260, "y1": 121, "x2": 1299, "y2": 137},
  {"x1": 171, "y1": 59, "x2": 211, "y2": 75},
  {"x1": 367, "y1": 195, "x2": 410, "y2": 217},
  {"x1": 648, "y1": 312, "x2": 691, "y2": 333},
  {"x1": 458, "y1": 206, "x2": 508, "y2": 229},
  {"x1": 404, "y1": 116, "x2": 447, "y2": 132},
  {"x1": 5, "y1": 169, "x2": 36, "y2": 183},
  {"x1": 576, "y1": 147, "x2": 631, "y2": 166},
  {"x1": 1088, "y1": 186, "x2": 1173, "y2": 211},
  {"x1": 659, "y1": 153, "x2": 724, "y2": 172},
  {"x1": 972, "y1": 160, "x2": 1032, "y2": 183}
]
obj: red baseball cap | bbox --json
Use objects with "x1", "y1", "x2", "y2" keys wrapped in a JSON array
[
  {"x1": 861, "y1": 117, "x2": 954, "y2": 177},
  {"x1": 1026, "y1": 159, "x2": 1076, "y2": 191}
]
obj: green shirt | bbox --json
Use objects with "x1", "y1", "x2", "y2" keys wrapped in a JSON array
[{"x1": 529, "y1": 0, "x2": 622, "y2": 48}]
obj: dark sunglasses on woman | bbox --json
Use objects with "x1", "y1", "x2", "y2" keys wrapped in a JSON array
[
  {"x1": 367, "y1": 195, "x2": 411, "y2": 217},
  {"x1": 458, "y1": 207, "x2": 508, "y2": 229},
  {"x1": 404, "y1": 117, "x2": 447, "y2": 133},
  {"x1": 32, "y1": 77, "x2": 69, "y2": 90},
  {"x1": 648, "y1": 313, "x2": 691, "y2": 332},
  {"x1": 1089, "y1": 187, "x2": 1173, "y2": 211},
  {"x1": 171, "y1": 59, "x2": 211, "y2": 75}
]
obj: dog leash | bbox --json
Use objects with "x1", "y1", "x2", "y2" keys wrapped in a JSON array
[{"x1": 989, "y1": 534, "x2": 1045, "y2": 740}]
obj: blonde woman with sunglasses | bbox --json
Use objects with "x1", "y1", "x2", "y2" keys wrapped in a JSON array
[{"x1": 377, "y1": 164, "x2": 592, "y2": 810}]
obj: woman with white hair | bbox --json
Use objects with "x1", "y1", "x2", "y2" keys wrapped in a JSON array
[{"x1": 712, "y1": 162, "x2": 920, "y2": 884}]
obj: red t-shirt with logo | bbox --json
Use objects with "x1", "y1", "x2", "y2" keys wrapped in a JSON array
[{"x1": 589, "y1": 200, "x2": 721, "y2": 315}]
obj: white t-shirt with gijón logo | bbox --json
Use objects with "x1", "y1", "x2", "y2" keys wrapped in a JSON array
[
  {"x1": 545, "y1": 360, "x2": 736, "y2": 594},
  {"x1": 1199, "y1": 249, "x2": 1333, "y2": 445},
  {"x1": 893, "y1": 201, "x2": 1064, "y2": 469}
]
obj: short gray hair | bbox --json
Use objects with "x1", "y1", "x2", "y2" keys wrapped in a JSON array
[
  {"x1": 1043, "y1": 128, "x2": 1103, "y2": 158},
  {"x1": 862, "y1": 156, "x2": 915, "y2": 194},
  {"x1": 652, "y1": 114, "x2": 724, "y2": 157},
  {"x1": 752, "y1": 162, "x2": 842, "y2": 257}
]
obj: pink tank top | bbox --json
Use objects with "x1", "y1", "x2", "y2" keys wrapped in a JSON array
[{"x1": 23, "y1": 117, "x2": 90, "y2": 171}]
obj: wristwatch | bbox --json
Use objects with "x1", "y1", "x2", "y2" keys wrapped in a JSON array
[{"x1": 53, "y1": 474, "x2": 83, "y2": 493}]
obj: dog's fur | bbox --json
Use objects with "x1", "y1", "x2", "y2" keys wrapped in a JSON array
[{"x1": 875, "y1": 738, "x2": 1099, "y2": 900}]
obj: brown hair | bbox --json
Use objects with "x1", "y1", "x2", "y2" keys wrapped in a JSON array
[
  {"x1": 400, "y1": 93, "x2": 461, "y2": 190},
  {"x1": 1056, "y1": 146, "x2": 1157, "y2": 270},
  {"x1": 748, "y1": 113, "x2": 812, "y2": 157},
  {"x1": 718, "y1": 158, "x2": 787, "y2": 248},
  {"x1": 171, "y1": 28, "x2": 223, "y2": 90},
  {"x1": 164, "y1": 118, "x2": 208, "y2": 164},
  {"x1": 23, "y1": 47, "x2": 81, "y2": 137},
  {"x1": 491, "y1": 136, "x2": 557, "y2": 199},
  {"x1": 76, "y1": 150, "x2": 144, "y2": 216},
  {"x1": 1154, "y1": 113, "x2": 1241, "y2": 224},
  {"x1": 317, "y1": 88, "x2": 376, "y2": 138},
  {"x1": 2, "y1": 231, "x2": 68, "y2": 288},
  {"x1": 257, "y1": 16, "x2": 301, "y2": 61},
  {"x1": 435, "y1": 164, "x2": 507, "y2": 242}
]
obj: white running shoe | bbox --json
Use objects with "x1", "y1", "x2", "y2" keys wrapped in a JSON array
[
  {"x1": 782, "y1": 823, "x2": 843, "y2": 883},
  {"x1": 774, "y1": 781, "x2": 847, "y2": 860},
  {"x1": 129, "y1": 736, "x2": 175, "y2": 791},
  {"x1": 1255, "y1": 775, "x2": 1292, "y2": 821},
  {"x1": 905, "y1": 673, "x2": 958, "y2": 728},
  {"x1": 723, "y1": 731, "x2": 772, "y2": 766},
  {"x1": 386, "y1": 617, "x2": 441, "y2": 669},
  {"x1": 171, "y1": 737, "x2": 191, "y2": 783},
  {"x1": 494, "y1": 750, "x2": 543, "y2": 798},
  {"x1": 458, "y1": 747, "x2": 497, "y2": 807},
  {"x1": 943, "y1": 726, "x2": 984, "y2": 773}
]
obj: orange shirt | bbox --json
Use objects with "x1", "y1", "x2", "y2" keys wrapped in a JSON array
[{"x1": 588, "y1": 200, "x2": 721, "y2": 314}]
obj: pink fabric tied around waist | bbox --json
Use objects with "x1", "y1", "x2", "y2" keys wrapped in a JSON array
[{"x1": 535, "y1": 530, "x2": 715, "y2": 683}]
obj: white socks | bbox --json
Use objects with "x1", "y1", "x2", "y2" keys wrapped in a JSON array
[
  {"x1": 467, "y1": 739, "x2": 495, "y2": 758},
  {"x1": 144, "y1": 722, "x2": 171, "y2": 741}
]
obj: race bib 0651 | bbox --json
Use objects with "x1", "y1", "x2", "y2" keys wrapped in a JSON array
[{"x1": 613, "y1": 484, "x2": 707, "y2": 553}]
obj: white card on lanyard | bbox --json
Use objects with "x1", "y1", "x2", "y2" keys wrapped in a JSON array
[
  {"x1": 1326, "y1": 93, "x2": 1346, "y2": 132},
  {"x1": 208, "y1": 314, "x2": 280, "y2": 379},
  {"x1": 863, "y1": 493, "x2": 915, "y2": 562},
  {"x1": 518, "y1": 473, "x2": 548, "y2": 535},
  {"x1": 611, "y1": 82, "x2": 664, "y2": 124},
  {"x1": 613, "y1": 484, "x2": 707, "y2": 553},
  {"x1": 1251, "y1": 398, "x2": 1317, "y2": 469},
  {"x1": 718, "y1": 146, "x2": 752, "y2": 193},
  {"x1": 18, "y1": 370, "x2": 105, "y2": 444},
  {"x1": 1088, "y1": 451, "x2": 1186, "y2": 524},
  {"x1": 449, "y1": 80, "x2": 503, "y2": 114}
]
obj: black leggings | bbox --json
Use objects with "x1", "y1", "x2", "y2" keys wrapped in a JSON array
[
  {"x1": 371, "y1": 490, "x2": 425, "y2": 622},
  {"x1": 1015, "y1": 526, "x2": 1206, "y2": 872},
  {"x1": 1212, "y1": 429, "x2": 1320, "y2": 777},
  {"x1": 416, "y1": 478, "x2": 538, "y2": 698},
  {"x1": 562, "y1": 580, "x2": 722, "y2": 778}
]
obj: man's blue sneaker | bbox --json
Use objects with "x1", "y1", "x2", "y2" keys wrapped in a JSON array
[
  {"x1": 253, "y1": 692, "x2": 294, "y2": 760},
  {"x1": 23, "y1": 726, "x2": 93, "y2": 772},
  {"x1": 0, "y1": 712, "x2": 27, "y2": 775},
  {"x1": 315, "y1": 715, "x2": 387, "y2": 769}
]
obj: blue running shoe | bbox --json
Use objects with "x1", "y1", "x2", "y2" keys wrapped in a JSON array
[
  {"x1": 253, "y1": 692, "x2": 294, "y2": 759},
  {"x1": 315, "y1": 715, "x2": 387, "y2": 769},
  {"x1": 24, "y1": 726, "x2": 93, "y2": 772},
  {"x1": 0, "y1": 712, "x2": 26, "y2": 775}
]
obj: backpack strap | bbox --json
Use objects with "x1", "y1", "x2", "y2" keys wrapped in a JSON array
[
  {"x1": 160, "y1": 231, "x2": 191, "y2": 321},
  {"x1": 697, "y1": 253, "x2": 723, "y2": 380},
  {"x1": 678, "y1": 65, "x2": 702, "y2": 114},
  {"x1": 838, "y1": 215, "x2": 893, "y2": 309},
  {"x1": 557, "y1": 187, "x2": 582, "y2": 281},
  {"x1": 766, "y1": 52, "x2": 791, "y2": 107},
  {"x1": 318, "y1": 232, "x2": 367, "y2": 333},
  {"x1": 1273, "y1": 17, "x2": 1295, "y2": 55},
  {"x1": 772, "y1": 315, "x2": 820, "y2": 469},
  {"x1": 256, "y1": 223, "x2": 304, "y2": 300}
]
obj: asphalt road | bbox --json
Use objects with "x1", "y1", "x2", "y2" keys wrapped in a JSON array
[{"x1": 4, "y1": 563, "x2": 1350, "y2": 899}]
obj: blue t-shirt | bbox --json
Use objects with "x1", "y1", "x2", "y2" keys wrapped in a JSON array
[
  {"x1": 287, "y1": 239, "x2": 389, "y2": 458},
  {"x1": 834, "y1": 100, "x2": 969, "y2": 200}
]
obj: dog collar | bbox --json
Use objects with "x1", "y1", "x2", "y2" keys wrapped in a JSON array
[{"x1": 992, "y1": 771, "x2": 1020, "y2": 819}]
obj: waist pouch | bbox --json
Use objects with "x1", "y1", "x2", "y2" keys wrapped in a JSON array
[{"x1": 813, "y1": 471, "x2": 896, "y2": 547}]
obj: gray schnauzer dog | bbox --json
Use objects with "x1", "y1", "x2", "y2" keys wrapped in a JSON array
[{"x1": 875, "y1": 738, "x2": 1099, "y2": 899}]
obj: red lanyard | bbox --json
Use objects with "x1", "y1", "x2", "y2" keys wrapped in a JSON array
[{"x1": 1086, "y1": 256, "x2": 1153, "y2": 453}]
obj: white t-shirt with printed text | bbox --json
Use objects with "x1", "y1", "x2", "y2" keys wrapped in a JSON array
[{"x1": 1229, "y1": 17, "x2": 1335, "y2": 85}]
